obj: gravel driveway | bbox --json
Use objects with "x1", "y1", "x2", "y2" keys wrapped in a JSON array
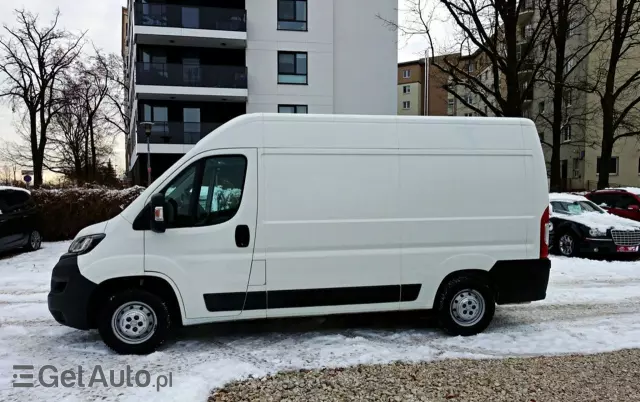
[{"x1": 210, "y1": 348, "x2": 640, "y2": 401}]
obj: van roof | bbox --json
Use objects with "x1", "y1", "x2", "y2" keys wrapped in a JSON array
[{"x1": 189, "y1": 113, "x2": 535, "y2": 155}]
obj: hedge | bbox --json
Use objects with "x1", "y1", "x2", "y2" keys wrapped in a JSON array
[{"x1": 31, "y1": 186, "x2": 146, "y2": 241}]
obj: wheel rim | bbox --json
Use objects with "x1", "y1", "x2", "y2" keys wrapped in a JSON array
[
  {"x1": 30, "y1": 231, "x2": 41, "y2": 249},
  {"x1": 559, "y1": 234, "x2": 574, "y2": 256},
  {"x1": 450, "y1": 289, "x2": 485, "y2": 327},
  {"x1": 111, "y1": 302, "x2": 157, "y2": 345}
]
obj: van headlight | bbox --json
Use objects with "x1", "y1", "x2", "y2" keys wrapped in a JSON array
[
  {"x1": 68, "y1": 234, "x2": 106, "y2": 255},
  {"x1": 589, "y1": 228, "x2": 607, "y2": 237}
]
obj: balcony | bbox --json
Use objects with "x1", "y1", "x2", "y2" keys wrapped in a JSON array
[
  {"x1": 136, "y1": 121, "x2": 223, "y2": 147},
  {"x1": 134, "y1": 3, "x2": 247, "y2": 48},
  {"x1": 135, "y1": 63, "x2": 248, "y2": 101},
  {"x1": 518, "y1": 0, "x2": 534, "y2": 25}
]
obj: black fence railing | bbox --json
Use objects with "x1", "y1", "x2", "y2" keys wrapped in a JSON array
[
  {"x1": 136, "y1": 122, "x2": 223, "y2": 145},
  {"x1": 134, "y1": 3, "x2": 246, "y2": 32},
  {"x1": 136, "y1": 63, "x2": 248, "y2": 89}
]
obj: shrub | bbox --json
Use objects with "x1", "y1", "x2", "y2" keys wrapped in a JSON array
[{"x1": 31, "y1": 185, "x2": 146, "y2": 241}]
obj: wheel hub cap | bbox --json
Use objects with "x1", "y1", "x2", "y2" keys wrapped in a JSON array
[
  {"x1": 559, "y1": 235, "x2": 573, "y2": 255},
  {"x1": 450, "y1": 289, "x2": 485, "y2": 327},
  {"x1": 112, "y1": 302, "x2": 157, "y2": 344}
]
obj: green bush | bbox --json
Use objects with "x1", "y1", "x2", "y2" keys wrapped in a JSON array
[{"x1": 31, "y1": 185, "x2": 145, "y2": 241}]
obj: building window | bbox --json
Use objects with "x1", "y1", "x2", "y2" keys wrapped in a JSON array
[
  {"x1": 562, "y1": 125, "x2": 572, "y2": 142},
  {"x1": 278, "y1": 51, "x2": 308, "y2": 84},
  {"x1": 565, "y1": 58, "x2": 575, "y2": 75},
  {"x1": 484, "y1": 105, "x2": 488, "y2": 115},
  {"x1": 402, "y1": 101, "x2": 411, "y2": 109},
  {"x1": 597, "y1": 157, "x2": 619, "y2": 175},
  {"x1": 447, "y1": 99, "x2": 455, "y2": 115},
  {"x1": 403, "y1": 85, "x2": 411, "y2": 94},
  {"x1": 567, "y1": 19, "x2": 576, "y2": 38},
  {"x1": 464, "y1": 112, "x2": 473, "y2": 117},
  {"x1": 564, "y1": 89, "x2": 572, "y2": 107},
  {"x1": 402, "y1": 69, "x2": 411, "y2": 78},
  {"x1": 278, "y1": 104, "x2": 308, "y2": 113},
  {"x1": 465, "y1": 93, "x2": 474, "y2": 105},
  {"x1": 539, "y1": 131, "x2": 544, "y2": 142},
  {"x1": 538, "y1": 101, "x2": 545, "y2": 113},
  {"x1": 278, "y1": 0, "x2": 307, "y2": 31},
  {"x1": 573, "y1": 158, "x2": 580, "y2": 178},
  {"x1": 467, "y1": 63, "x2": 474, "y2": 73}
]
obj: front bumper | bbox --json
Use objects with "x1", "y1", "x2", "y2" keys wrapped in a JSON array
[
  {"x1": 579, "y1": 238, "x2": 640, "y2": 254},
  {"x1": 47, "y1": 254, "x2": 97, "y2": 330},
  {"x1": 489, "y1": 258, "x2": 551, "y2": 305}
]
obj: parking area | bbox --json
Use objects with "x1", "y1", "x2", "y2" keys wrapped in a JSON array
[{"x1": 1, "y1": 243, "x2": 640, "y2": 401}]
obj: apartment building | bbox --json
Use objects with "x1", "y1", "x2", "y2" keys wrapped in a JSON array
[
  {"x1": 123, "y1": 0, "x2": 397, "y2": 185},
  {"x1": 397, "y1": 56, "x2": 451, "y2": 116},
  {"x1": 446, "y1": 0, "x2": 640, "y2": 190}
]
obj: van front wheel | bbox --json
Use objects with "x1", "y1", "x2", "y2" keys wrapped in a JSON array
[
  {"x1": 436, "y1": 275, "x2": 495, "y2": 336},
  {"x1": 98, "y1": 289, "x2": 171, "y2": 355}
]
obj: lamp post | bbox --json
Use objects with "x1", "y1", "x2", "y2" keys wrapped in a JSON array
[
  {"x1": 140, "y1": 121, "x2": 154, "y2": 185},
  {"x1": 424, "y1": 47, "x2": 431, "y2": 116}
]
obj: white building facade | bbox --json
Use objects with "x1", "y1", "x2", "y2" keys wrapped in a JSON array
[{"x1": 124, "y1": 0, "x2": 397, "y2": 184}]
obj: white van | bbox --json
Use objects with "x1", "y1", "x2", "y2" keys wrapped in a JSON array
[{"x1": 48, "y1": 113, "x2": 551, "y2": 355}]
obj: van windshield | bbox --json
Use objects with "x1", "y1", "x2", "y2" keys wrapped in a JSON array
[{"x1": 550, "y1": 200, "x2": 604, "y2": 215}]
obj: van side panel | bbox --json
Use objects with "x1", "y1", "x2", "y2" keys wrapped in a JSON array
[
  {"x1": 259, "y1": 148, "x2": 403, "y2": 317},
  {"x1": 396, "y1": 120, "x2": 532, "y2": 310}
]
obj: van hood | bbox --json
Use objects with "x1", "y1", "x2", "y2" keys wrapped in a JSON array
[
  {"x1": 553, "y1": 211, "x2": 640, "y2": 231},
  {"x1": 74, "y1": 218, "x2": 111, "y2": 239}
]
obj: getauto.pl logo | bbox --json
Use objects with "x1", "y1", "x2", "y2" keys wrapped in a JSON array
[{"x1": 12, "y1": 364, "x2": 173, "y2": 391}]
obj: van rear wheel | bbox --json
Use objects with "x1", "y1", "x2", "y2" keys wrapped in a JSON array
[
  {"x1": 97, "y1": 289, "x2": 171, "y2": 355},
  {"x1": 436, "y1": 275, "x2": 495, "y2": 336}
]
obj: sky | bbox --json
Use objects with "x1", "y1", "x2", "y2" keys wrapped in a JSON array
[{"x1": 0, "y1": 0, "x2": 442, "y2": 176}]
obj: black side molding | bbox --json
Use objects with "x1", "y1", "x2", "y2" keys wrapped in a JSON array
[
  {"x1": 489, "y1": 258, "x2": 551, "y2": 304},
  {"x1": 204, "y1": 284, "x2": 422, "y2": 312}
]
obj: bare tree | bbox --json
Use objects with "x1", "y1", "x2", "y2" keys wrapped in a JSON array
[
  {"x1": 534, "y1": 0, "x2": 606, "y2": 191},
  {"x1": 102, "y1": 53, "x2": 131, "y2": 173},
  {"x1": 382, "y1": 0, "x2": 552, "y2": 117},
  {"x1": 0, "y1": 9, "x2": 84, "y2": 187},
  {"x1": 69, "y1": 50, "x2": 112, "y2": 180},
  {"x1": 586, "y1": 0, "x2": 640, "y2": 188}
]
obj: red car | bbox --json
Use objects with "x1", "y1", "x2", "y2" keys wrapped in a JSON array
[{"x1": 584, "y1": 188, "x2": 640, "y2": 222}]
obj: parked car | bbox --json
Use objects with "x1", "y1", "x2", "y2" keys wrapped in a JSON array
[
  {"x1": 0, "y1": 186, "x2": 42, "y2": 253},
  {"x1": 584, "y1": 188, "x2": 640, "y2": 221},
  {"x1": 549, "y1": 192, "x2": 640, "y2": 257}
]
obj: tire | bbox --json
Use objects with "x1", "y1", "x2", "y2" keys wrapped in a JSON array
[
  {"x1": 97, "y1": 289, "x2": 171, "y2": 355},
  {"x1": 24, "y1": 230, "x2": 42, "y2": 251},
  {"x1": 556, "y1": 231, "x2": 578, "y2": 257},
  {"x1": 436, "y1": 275, "x2": 496, "y2": 336}
]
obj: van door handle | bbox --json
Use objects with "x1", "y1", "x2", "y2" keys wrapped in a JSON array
[{"x1": 235, "y1": 225, "x2": 250, "y2": 248}]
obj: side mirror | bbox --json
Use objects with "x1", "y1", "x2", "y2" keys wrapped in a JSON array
[
  {"x1": 629, "y1": 205, "x2": 640, "y2": 211},
  {"x1": 150, "y1": 193, "x2": 166, "y2": 233}
]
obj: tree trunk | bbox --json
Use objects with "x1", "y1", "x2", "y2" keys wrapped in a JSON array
[
  {"x1": 549, "y1": 31, "x2": 567, "y2": 192},
  {"x1": 598, "y1": 96, "x2": 615, "y2": 189},
  {"x1": 89, "y1": 118, "x2": 97, "y2": 179},
  {"x1": 84, "y1": 134, "x2": 90, "y2": 182}
]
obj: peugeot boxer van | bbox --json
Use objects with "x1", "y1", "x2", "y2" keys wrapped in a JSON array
[{"x1": 48, "y1": 113, "x2": 551, "y2": 355}]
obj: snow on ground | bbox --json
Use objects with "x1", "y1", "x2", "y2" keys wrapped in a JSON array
[{"x1": 0, "y1": 245, "x2": 639, "y2": 401}]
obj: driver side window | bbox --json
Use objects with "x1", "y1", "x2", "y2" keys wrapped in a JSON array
[{"x1": 160, "y1": 155, "x2": 247, "y2": 229}]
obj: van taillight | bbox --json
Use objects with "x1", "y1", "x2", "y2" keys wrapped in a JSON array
[{"x1": 540, "y1": 206, "x2": 550, "y2": 259}]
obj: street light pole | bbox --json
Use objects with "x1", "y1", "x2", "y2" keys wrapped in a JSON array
[
  {"x1": 140, "y1": 121, "x2": 154, "y2": 186},
  {"x1": 424, "y1": 47, "x2": 431, "y2": 116}
]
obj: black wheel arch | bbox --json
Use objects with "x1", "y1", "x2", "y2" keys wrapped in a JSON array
[{"x1": 88, "y1": 276, "x2": 183, "y2": 329}]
